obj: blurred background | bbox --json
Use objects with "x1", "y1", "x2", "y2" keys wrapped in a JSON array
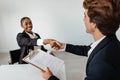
[
  {"x1": 0, "y1": 0, "x2": 120, "y2": 53},
  {"x1": 0, "y1": 1, "x2": 120, "y2": 80}
]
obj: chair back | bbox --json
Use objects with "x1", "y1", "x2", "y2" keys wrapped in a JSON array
[{"x1": 9, "y1": 49, "x2": 21, "y2": 64}]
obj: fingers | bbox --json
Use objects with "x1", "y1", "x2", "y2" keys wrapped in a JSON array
[
  {"x1": 40, "y1": 67, "x2": 51, "y2": 73},
  {"x1": 51, "y1": 41, "x2": 64, "y2": 50},
  {"x1": 40, "y1": 67, "x2": 53, "y2": 80},
  {"x1": 46, "y1": 67, "x2": 50, "y2": 72},
  {"x1": 46, "y1": 67, "x2": 53, "y2": 76},
  {"x1": 52, "y1": 42, "x2": 60, "y2": 49},
  {"x1": 39, "y1": 67, "x2": 48, "y2": 75},
  {"x1": 44, "y1": 39, "x2": 65, "y2": 50}
]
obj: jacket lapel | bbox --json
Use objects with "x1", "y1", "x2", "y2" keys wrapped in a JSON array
[
  {"x1": 86, "y1": 36, "x2": 111, "y2": 69},
  {"x1": 22, "y1": 31, "x2": 31, "y2": 38},
  {"x1": 23, "y1": 31, "x2": 40, "y2": 39}
]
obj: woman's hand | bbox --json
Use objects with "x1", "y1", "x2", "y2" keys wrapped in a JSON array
[
  {"x1": 51, "y1": 41, "x2": 65, "y2": 50},
  {"x1": 43, "y1": 39, "x2": 65, "y2": 50}
]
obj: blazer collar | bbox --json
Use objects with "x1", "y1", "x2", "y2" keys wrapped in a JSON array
[
  {"x1": 22, "y1": 31, "x2": 40, "y2": 39},
  {"x1": 22, "y1": 31, "x2": 30, "y2": 38},
  {"x1": 86, "y1": 35, "x2": 117, "y2": 69}
]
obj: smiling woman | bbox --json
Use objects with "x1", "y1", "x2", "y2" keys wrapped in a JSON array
[
  {"x1": 20, "y1": 17, "x2": 33, "y2": 34},
  {"x1": 16, "y1": 17, "x2": 54, "y2": 64}
]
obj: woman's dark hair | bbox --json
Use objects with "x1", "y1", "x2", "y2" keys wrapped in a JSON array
[
  {"x1": 20, "y1": 17, "x2": 31, "y2": 25},
  {"x1": 83, "y1": 0, "x2": 120, "y2": 36}
]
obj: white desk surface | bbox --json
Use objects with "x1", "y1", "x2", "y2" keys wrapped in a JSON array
[{"x1": 0, "y1": 64, "x2": 66, "y2": 80}]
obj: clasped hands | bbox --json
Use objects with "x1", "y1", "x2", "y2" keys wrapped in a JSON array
[{"x1": 43, "y1": 39, "x2": 65, "y2": 50}]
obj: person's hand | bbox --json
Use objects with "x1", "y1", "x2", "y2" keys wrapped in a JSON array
[
  {"x1": 40, "y1": 67, "x2": 53, "y2": 80},
  {"x1": 43, "y1": 39, "x2": 65, "y2": 50},
  {"x1": 43, "y1": 39, "x2": 55, "y2": 45},
  {"x1": 51, "y1": 41, "x2": 65, "y2": 50}
]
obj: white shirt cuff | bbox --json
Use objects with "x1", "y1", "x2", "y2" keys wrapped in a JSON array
[{"x1": 37, "y1": 39, "x2": 44, "y2": 45}]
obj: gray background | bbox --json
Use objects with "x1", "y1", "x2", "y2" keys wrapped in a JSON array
[{"x1": 0, "y1": 0, "x2": 120, "y2": 53}]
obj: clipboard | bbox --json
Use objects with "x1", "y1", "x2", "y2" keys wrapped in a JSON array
[
  {"x1": 22, "y1": 50, "x2": 45, "y2": 72},
  {"x1": 22, "y1": 49, "x2": 64, "y2": 75}
]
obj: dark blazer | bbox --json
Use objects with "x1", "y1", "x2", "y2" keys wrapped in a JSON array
[
  {"x1": 65, "y1": 35, "x2": 120, "y2": 80},
  {"x1": 17, "y1": 31, "x2": 47, "y2": 64},
  {"x1": 49, "y1": 35, "x2": 120, "y2": 80}
]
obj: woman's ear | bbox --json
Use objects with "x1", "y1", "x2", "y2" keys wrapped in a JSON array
[{"x1": 21, "y1": 24, "x2": 23, "y2": 28}]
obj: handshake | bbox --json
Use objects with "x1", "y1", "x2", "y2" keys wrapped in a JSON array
[{"x1": 43, "y1": 39, "x2": 65, "y2": 50}]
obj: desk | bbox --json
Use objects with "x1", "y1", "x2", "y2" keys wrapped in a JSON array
[{"x1": 0, "y1": 64, "x2": 66, "y2": 80}]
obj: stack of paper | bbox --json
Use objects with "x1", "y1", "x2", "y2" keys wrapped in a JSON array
[{"x1": 23, "y1": 49, "x2": 64, "y2": 75}]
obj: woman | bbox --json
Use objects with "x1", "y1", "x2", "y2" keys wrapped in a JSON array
[
  {"x1": 40, "y1": 0, "x2": 120, "y2": 80},
  {"x1": 17, "y1": 17, "x2": 53, "y2": 64}
]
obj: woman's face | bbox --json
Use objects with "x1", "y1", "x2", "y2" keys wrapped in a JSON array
[
  {"x1": 21, "y1": 18, "x2": 33, "y2": 33},
  {"x1": 84, "y1": 9, "x2": 95, "y2": 34}
]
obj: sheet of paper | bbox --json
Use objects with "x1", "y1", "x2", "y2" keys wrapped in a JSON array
[{"x1": 23, "y1": 49, "x2": 64, "y2": 75}]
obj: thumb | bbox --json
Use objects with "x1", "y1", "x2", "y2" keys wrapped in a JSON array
[{"x1": 46, "y1": 67, "x2": 50, "y2": 72}]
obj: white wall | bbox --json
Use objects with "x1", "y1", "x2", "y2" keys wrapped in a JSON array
[{"x1": 0, "y1": 0, "x2": 120, "y2": 53}]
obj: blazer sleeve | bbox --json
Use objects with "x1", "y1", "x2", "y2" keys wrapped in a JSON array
[
  {"x1": 65, "y1": 44, "x2": 91, "y2": 56},
  {"x1": 17, "y1": 33, "x2": 38, "y2": 47},
  {"x1": 41, "y1": 45, "x2": 48, "y2": 52},
  {"x1": 48, "y1": 76, "x2": 60, "y2": 80}
]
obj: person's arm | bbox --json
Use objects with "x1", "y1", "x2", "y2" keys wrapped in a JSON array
[
  {"x1": 17, "y1": 33, "x2": 38, "y2": 47},
  {"x1": 65, "y1": 44, "x2": 91, "y2": 56},
  {"x1": 46, "y1": 39, "x2": 91, "y2": 56},
  {"x1": 17, "y1": 33, "x2": 53, "y2": 52}
]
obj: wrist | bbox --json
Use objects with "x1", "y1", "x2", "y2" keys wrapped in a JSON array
[{"x1": 61, "y1": 43, "x2": 65, "y2": 49}]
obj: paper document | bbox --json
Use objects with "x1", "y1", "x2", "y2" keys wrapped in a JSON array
[{"x1": 22, "y1": 49, "x2": 64, "y2": 75}]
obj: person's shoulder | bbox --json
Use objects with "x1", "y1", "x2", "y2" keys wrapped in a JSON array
[{"x1": 17, "y1": 31, "x2": 27, "y2": 37}]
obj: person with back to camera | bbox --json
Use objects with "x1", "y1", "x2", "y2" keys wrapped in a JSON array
[
  {"x1": 17, "y1": 17, "x2": 54, "y2": 64},
  {"x1": 40, "y1": 0, "x2": 120, "y2": 80}
]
